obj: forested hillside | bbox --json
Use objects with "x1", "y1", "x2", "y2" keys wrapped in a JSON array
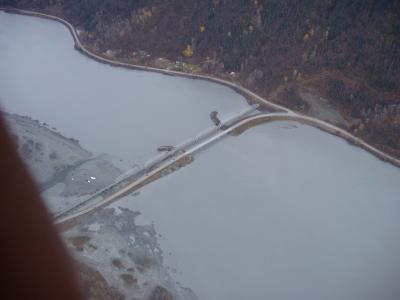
[{"x1": 2, "y1": 0, "x2": 400, "y2": 156}]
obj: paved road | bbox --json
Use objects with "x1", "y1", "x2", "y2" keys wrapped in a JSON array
[
  {"x1": 0, "y1": 8, "x2": 291, "y2": 113},
  {"x1": 2, "y1": 8, "x2": 400, "y2": 224},
  {"x1": 55, "y1": 111, "x2": 400, "y2": 225},
  {"x1": 53, "y1": 105, "x2": 259, "y2": 221},
  {"x1": 55, "y1": 112, "x2": 278, "y2": 225}
]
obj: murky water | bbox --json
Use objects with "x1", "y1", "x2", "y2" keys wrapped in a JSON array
[
  {"x1": 2, "y1": 11, "x2": 400, "y2": 300},
  {"x1": 115, "y1": 121, "x2": 400, "y2": 300},
  {"x1": 0, "y1": 12, "x2": 249, "y2": 163}
]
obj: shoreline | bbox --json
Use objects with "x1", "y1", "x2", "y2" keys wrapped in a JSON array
[
  {"x1": 0, "y1": 7, "x2": 285, "y2": 112},
  {"x1": 1, "y1": 7, "x2": 400, "y2": 169},
  {"x1": 231, "y1": 114, "x2": 400, "y2": 168},
  {"x1": 57, "y1": 111, "x2": 400, "y2": 227}
]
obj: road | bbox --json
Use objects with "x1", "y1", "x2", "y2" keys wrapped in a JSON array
[
  {"x1": 2, "y1": 8, "x2": 397, "y2": 165},
  {"x1": 53, "y1": 105, "x2": 259, "y2": 221},
  {"x1": 0, "y1": 8, "x2": 291, "y2": 113},
  {"x1": 1, "y1": 8, "x2": 400, "y2": 225},
  {"x1": 55, "y1": 111, "x2": 400, "y2": 225}
]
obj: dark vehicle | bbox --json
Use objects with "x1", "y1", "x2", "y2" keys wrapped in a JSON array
[
  {"x1": 157, "y1": 145, "x2": 174, "y2": 152},
  {"x1": 210, "y1": 111, "x2": 221, "y2": 126}
]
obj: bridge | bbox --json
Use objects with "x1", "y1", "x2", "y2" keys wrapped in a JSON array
[
  {"x1": 54, "y1": 108, "x2": 400, "y2": 226},
  {"x1": 53, "y1": 105, "x2": 259, "y2": 221},
  {"x1": 9, "y1": 8, "x2": 396, "y2": 225}
]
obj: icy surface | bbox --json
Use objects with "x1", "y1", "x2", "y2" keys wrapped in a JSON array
[{"x1": 116, "y1": 121, "x2": 400, "y2": 300}]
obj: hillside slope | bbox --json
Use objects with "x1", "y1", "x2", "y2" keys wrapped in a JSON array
[{"x1": 2, "y1": 0, "x2": 400, "y2": 157}]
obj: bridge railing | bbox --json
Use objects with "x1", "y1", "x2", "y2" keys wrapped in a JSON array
[
  {"x1": 54, "y1": 104, "x2": 259, "y2": 220},
  {"x1": 175, "y1": 104, "x2": 259, "y2": 151}
]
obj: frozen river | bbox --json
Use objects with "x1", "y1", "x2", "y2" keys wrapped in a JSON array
[
  {"x1": 0, "y1": 11, "x2": 249, "y2": 164},
  {"x1": 2, "y1": 10, "x2": 400, "y2": 300}
]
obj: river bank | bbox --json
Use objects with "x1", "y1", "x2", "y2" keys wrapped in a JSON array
[
  {"x1": 0, "y1": 7, "x2": 286, "y2": 112},
  {"x1": 231, "y1": 114, "x2": 400, "y2": 168},
  {"x1": 56, "y1": 111, "x2": 400, "y2": 230},
  {"x1": 2, "y1": 7, "x2": 399, "y2": 169}
]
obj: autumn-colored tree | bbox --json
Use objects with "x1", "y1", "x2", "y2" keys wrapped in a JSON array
[{"x1": 182, "y1": 45, "x2": 194, "y2": 57}]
